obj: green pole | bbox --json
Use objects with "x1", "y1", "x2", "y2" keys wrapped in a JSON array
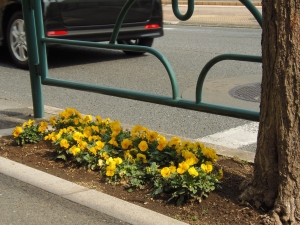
[{"x1": 21, "y1": 0, "x2": 44, "y2": 118}]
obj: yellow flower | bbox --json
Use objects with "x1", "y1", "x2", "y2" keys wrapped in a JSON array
[
  {"x1": 69, "y1": 146, "x2": 81, "y2": 156},
  {"x1": 177, "y1": 162, "x2": 189, "y2": 174},
  {"x1": 108, "y1": 138, "x2": 118, "y2": 147},
  {"x1": 124, "y1": 151, "x2": 133, "y2": 161},
  {"x1": 88, "y1": 147, "x2": 97, "y2": 155},
  {"x1": 78, "y1": 140, "x2": 88, "y2": 150},
  {"x1": 101, "y1": 152, "x2": 109, "y2": 160},
  {"x1": 67, "y1": 126, "x2": 75, "y2": 132},
  {"x1": 72, "y1": 132, "x2": 84, "y2": 142},
  {"x1": 131, "y1": 125, "x2": 149, "y2": 137},
  {"x1": 95, "y1": 115, "x2": 102, "y2": 124},
  {"x1": 138, "y1": 141, "x2": 148, "y2": 152},
  {"x1": 106, "y1": 162, "x2": 116, "y2": 170},
  {"x1": 169, "y1": 165, "x2": 177, "y2": 173},
  {"x1": 110, "y1": 121, "x2": 121, "y2": 135},
  {"x1": 98, "y1": 159, "x2": 104, "y2": 168},
  {"x1": 83, "y1": 115, "x2": 93, "y2": 123},
  {"x1": 188, "y1": 167, "x2": 199, "y2": 177},
  {"x1": 91, "y1": 126, "x2": 99, "y2": 133},
  {"x1": 161, "y1": 167, "x2": 171, "y2": 178},
  {"x1": 49, "y1": 116, "x2": 57, "y2": 126},
  {"x1": 157, "y1": 137, "x2": 168, "y2": 151},
  {"x1": 44, "y1": 132, "x2": 56, "y2": 141},
  {"x1": 106, "y1": 169, "x2": 115, "y2": 177},
  {"x1": 147, "y1": 131, "x2": 158, "y2": 142},
  {"x1": 38, "y1": 121, "x2": 48, "y2": 133},
  {"x1": 169, "y1": 137, "x2": 181, "y2": 148},
  {"x1": 83, "y1": 126, "x2": 92, "y2": 138},
  {"x1": 218, "y1": 169, "x2": 223, "y2": 180},
  {"x1": 95, "y1": 141, "x2": 105, "y2": 150},
  {"x1": 74, "y1": 118, "x2": 81, "y2": 125},
  {"x1": 201, "y1": 161, "x2": 213, "y2": 173},
  {"x1": 60, "y1": 139, "x2": 69, "y2": 149},
  {"x1": 13, "y1": 126, "x2": 23, "y2": 137},
  {"x1": 202, "y1": 147, "x2": 218, "y2": 161},
  {"x1": 27, "y1": 119, "x2": 35, "y2": 126},
  {"x1": 55, "y1": 133, "x2": 61, "y2": 141},
  {"x1": 136, "y1": 153, "x2": 147, "y2": 163},
  {"x1": 185, "y1": 157, "x2": 198, "y2": 166},
  {"x1": 121, "y1": 139, "x2": 132, "y2": 149},
  {"x1": 113, "y1": 157, "x2": 123, "y2": 165}
]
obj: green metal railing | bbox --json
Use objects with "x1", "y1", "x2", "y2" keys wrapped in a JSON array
[{"x1": 22, "y1": 0, "x2": 262, "y2": 121}]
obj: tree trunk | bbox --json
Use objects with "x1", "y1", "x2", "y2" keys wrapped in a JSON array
[{"x1": 239, "y1": 0, "x2": 300, "y2": 224}]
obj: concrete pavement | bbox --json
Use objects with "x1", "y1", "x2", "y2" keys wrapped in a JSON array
[{"x1": 0, "y1": 3, "x2": 260, "y2": 225}]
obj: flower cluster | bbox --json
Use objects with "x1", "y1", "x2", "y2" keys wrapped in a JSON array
[
  {"x1": 13, "y1": 108, "x2": 223, "y2": 205},
  {"x1": 12, "y1": 119, "x2": 48, "y2": 145}
]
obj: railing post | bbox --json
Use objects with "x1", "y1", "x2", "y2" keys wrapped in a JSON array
[{"x1": 21, "y1": 0, "x2": 44, "y2": 118}]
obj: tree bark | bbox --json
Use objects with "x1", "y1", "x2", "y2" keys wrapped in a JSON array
[{"x1": 239, "y1": 0, "x2": 300, "y2": 224}]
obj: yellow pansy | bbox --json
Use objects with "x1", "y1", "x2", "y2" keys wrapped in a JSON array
[
  {"x1": 169, "y1": 137, "x2": 181, "y2": 148},
  {"x1": 95, "y1": 115, "x2": 102, "y2": 124},
  {"x1": 121, "y1": 139, "x2": 132, "y2": 149},
  {"x1": 169, "y1": 165, "x2": 177, "y2": 173},
  {"x1": 136, "y1": 153, "x2": 147, "y2": 163},
  {"x1": 13, "y1": 126, "x2": 23, "y2": 137},
  {"x1": 83, "y1": 126, "x2": 92, "y2": 138},
  {"x1": 49, "y1": 116, "x2": 57, "y2": 126},
  {"x1": 83, "y1": 115, "x2": 93, "y2": 123},
  {"x1": 147, "y1": 131, "x2": 158, "y2": 142},
  {"x1": 177, "y1": 161, "x2": 189, "y2": 174},
  {"x1": 202, "y1": 147, "x2": 218, "y2": 161},
  {"x1": 113, "y1": 157, "x2": 123, "y2": 165},
  {"x1": 201, "y1": 161, "x2": 213, "y2": 173},
  {"x1": 72, "y1": 131, "x2": 84, "y2": 142},
  {"x1": 161, "y1": 167, "x2": 171, "y2": 178},
  {"x1": 69, "y1": 146, "x2": 81, "y2": 156},
  {"x1": 108, "y1": 138, "x2": 118, "y2": 147},
  {"x1": 91, "y1": 126, "x2": 99, "y2": 133},
  {"x1": 88, "y1": 147, "x2": 97, "y2": 155},
  {"x1": 157, "y1": 137, "x2": 168, "y2": 151},
  {"x1": 188, "y1": 167, "x2": 199, "y2": 177},
  {"x1": 138, "y1": 141, "x2": 148, "y2": 152},
  {"x1": 60, "y1": 139, "x2": 69, "y2": 149},
  {"x1": 95, "y1": 141, "x2": 105, "y2": 150}
]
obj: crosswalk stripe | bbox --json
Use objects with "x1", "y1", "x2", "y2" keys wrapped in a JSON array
[{"x1": 196, "y1": 122, "x2": 259, "y2": 149}]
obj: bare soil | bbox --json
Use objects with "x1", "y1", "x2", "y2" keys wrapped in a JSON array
[{"x1": 0, "y1": 136, "x2": 271, "y2": 225}]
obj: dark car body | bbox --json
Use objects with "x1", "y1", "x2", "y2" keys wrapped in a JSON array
[{"x1": 0, "y1": 0, "x2": 163, "y2": 68}]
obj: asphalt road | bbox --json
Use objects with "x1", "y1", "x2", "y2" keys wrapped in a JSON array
[{"x1": 0, "y1": 25, "x2": 262, "y2": 151}]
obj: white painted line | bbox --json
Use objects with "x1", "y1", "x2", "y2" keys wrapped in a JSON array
[{"x1": 196, "y1": 122, "x2": 259, "y2": 149}]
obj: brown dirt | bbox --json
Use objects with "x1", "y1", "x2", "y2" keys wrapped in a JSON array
[{"x1": 0, "y1": 136, "x2": 271, "y2": 225}]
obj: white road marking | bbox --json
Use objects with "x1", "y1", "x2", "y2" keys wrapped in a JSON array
[
  {"x1": 163, "y1": 27, "x2": 176, "y2": 30},
  {"x1": 196, "y1": 122, "x2": 259, "y2": 149}
]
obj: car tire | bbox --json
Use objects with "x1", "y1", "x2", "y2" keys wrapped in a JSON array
[
  {"x1": 117, "y1": 37, "x2": 154, "y2": 55},
  {"x1": 7, "y1": 11, "x2": 29, "y2": 69}
]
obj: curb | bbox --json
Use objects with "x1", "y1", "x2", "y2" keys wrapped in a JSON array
[
  {"x1": 0, "y1": 157, "x2": 188, "y2": 225},
  {"x1": 161, "y1": 1, "x2": 262, "y2": 6}
]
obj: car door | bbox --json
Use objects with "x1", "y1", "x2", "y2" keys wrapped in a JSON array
[{"x1": 55, "y1": 0, "x2": 154, "y2": 27}]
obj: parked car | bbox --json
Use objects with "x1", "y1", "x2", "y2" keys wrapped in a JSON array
[{"x1": 0, "y1": 0, "x2": 163, "y2": 69}]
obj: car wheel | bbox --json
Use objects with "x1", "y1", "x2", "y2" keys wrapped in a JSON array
[
  {"x1": 7, "y1": 11, "x2": 28, "y2": 69},
  {"x1": 117, "y1": 38, "x2": 154, "y2": 55}
]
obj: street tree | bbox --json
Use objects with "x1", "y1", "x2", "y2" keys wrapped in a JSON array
[{"x1": 239, "y1": 0, "x2": 300, "y2": 224}]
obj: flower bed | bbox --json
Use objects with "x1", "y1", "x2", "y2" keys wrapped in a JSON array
[{"x1": 13, "y1": 108, "x2": 223, "y2": 205}]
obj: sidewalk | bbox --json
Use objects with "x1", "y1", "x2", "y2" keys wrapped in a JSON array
[
  {"x1": 0, "y1": 3, "x2": 260, "y2": 225},
  {"x1": 162, "y1": 3, "x2": 262, "y2": 28}
]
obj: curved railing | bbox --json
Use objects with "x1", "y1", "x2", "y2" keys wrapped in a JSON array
[{"x1": 22, "y1": 0, "x2": 262, "y2": 122}]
